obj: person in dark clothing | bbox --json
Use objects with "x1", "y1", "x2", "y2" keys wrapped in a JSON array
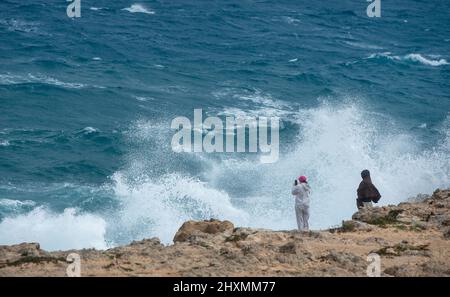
[{"x1": 356, "y1": 169, "x2": 381, "y2": 209}]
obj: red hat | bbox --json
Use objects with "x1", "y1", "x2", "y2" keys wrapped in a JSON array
[{"x1": 298, "y1": 176, "x2": 307, "y2": 183}]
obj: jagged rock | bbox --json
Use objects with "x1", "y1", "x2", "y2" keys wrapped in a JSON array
[
  {"x1": 0, "y1": 242, "x2": 65, "y2": 271},
  {"x1": 225, "y1": 228, "x2": 254, "y2": 242},
  {"x1": 352, "y1": 206, "x2": 403, "y2": 226},
  {"x1": 173, "y1": 219, "x2": 234, "y2": 242},
  {"x1": 130, "y1": 238, "x2": 161, "y2": 246},
  {"x1": 0, "y1": 242, "x2": 43, "y2": 263},
  {"x1": 428, "y1": 214, "x2": 450, "y2": 228},
  {"x1": 1, "y1": 188, "x2": 450, "y2": 276},
  {"x1": 408, "y1": 193, "x2": 431, "y2": 203},
  {"x1": 431, "y1": 189, "x2": 450, "y2": 201},
  {"x1": 351, "y1": 189, "x2": 450, "y2": 232}
]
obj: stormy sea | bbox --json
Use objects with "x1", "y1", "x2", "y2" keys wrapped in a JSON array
[{"x1": 0, "y1": 0, "x2": 449, "y2": 250}]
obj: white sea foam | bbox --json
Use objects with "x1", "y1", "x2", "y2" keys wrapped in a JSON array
[
  {"x1": 441, "y1": 115, "x2": 450, "y2": 152},
  {"x1": 367, "y1": 52, "x2": 448, "y2": 66},
  {"x1": 28, "y1": 74, "x2": 86, "y2": 89},
  {"x1": 0, "y1": 199, "x2": 35, "y2": 208},
  {"x1": 0, "y1": 74, "x2": 23, "y2": 85},
  {"x1": 367, "y1": 52, "x2": 400, "y2": 61},
  {"x1": 109, "y1": 173, "x2": 248, "y2": 244},
  {"x1": 0, "y1": 140, "x2": 10, "y2": 147},
  {"x1": 134, "y1": 96, "x2": 154, "y2": 102},
  {"x1": 82, "y1": 127, "x2": 99, "y2": 134},
  {"x1": 123, "y1": 4, "x2": 155, "y2": 15},
  {"x1": 0, "y1": 73, "x2": 87, "y2": 89},
  {"x1": 345, "y1": 41, "x2": 383, "y2": 50},
  {"x1": 403, "y1": 54, "x2": 449, "y2": 66},
  {"x1": 0, "y1": 207, "x2": 107, "y2": 251},
  {"x1": 281, "y1": 16, "x2": 300, "y2": 24},
  {"x1": 213, "y1": 89, "x2": 293, "y2": 120},
  {"x1": 232, "y1": 91, "x2": 289, "y2": 109}
]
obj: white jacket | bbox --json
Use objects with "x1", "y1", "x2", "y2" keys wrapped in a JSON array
[{"x1": 291, "y1": 183, "x2": 311, "y2": 208}]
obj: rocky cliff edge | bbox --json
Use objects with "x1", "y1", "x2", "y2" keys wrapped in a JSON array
[{"x1": 1, "y1": 189, "x2": 449, "y2": 276}]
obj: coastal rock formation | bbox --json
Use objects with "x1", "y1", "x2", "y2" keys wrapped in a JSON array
[
  {"x1": 352, "y1": 188, "x2": 450, "y2": 233},
  {"x1": 173, "y1": 219, "x2": 234, "y2": 243},
  {"x1": 1, "y1": 189, "x2": 449, "y2": 276}
]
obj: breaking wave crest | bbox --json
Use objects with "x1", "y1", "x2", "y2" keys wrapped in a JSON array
[
  {"x1": 0, "y1": 207, "x2": 107, "y2": 251},
  {"x1": 0, "y1": 100, "x2": 448, "y2": 249},
  {"x1": 122, "y1": 4, "x2": 155, "y2": 15},
  {"x1": 104, "y1": 100, "x2": 450, "y2": 244},
  {"x1": 367, "y1": 52, "x2": 449, "y2": 66}
]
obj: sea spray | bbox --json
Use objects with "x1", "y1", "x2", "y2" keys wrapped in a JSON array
[
  {"x1": 0, "y1": 207, "x2": 107, "y2": 251},
  {"x1": 171, "y1": 109, "x2": 280, "y2": 163},
  {"x1": 106, "y1": 101, "x2": 450, "y2": 243}
]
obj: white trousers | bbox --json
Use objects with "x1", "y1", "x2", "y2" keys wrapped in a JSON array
[
  {"x1": 295, "y1": 205, "x2": 309, "y2": 231},
  {"x1": 363, "y1": 201, "x2": 373, "y2": 208}
]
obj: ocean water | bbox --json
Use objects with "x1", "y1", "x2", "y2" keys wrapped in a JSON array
[{"x1": 0, "y1": 0, "x2": 449, "y2": 251}]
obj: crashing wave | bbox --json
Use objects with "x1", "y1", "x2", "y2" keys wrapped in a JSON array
[
  {"x1": 104, "y1": 99, "x2": 450, "y2": 245},
  {"x1": 122, "y1": 4, "x2": 155, "y2": 15},
  {"x1": 0, "y1": 207, "x2": 107, "y2": 251}
]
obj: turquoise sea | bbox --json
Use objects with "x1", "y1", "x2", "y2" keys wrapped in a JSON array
[{"x1": 0, "y1": 0, "x2": 449, "y2": 250}]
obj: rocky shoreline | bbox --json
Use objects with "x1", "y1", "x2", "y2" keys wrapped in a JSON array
[{"x1": 1, "y1": 189, "x2": 449, "y2": 277}]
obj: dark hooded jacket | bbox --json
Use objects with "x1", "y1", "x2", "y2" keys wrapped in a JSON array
[{"x1": 357, "y1": 177, "x2": 381, "y2": 203}]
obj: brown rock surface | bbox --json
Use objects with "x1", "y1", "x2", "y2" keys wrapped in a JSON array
[
  {"x1": 1, "y1": 189, "x2": 450, "y2": 276},
  {"x1": 173, "y1": 219, "x2": 234, "y2": 243}
]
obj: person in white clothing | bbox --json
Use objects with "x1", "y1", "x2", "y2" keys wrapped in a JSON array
[{"x1": 291, "y1": 175, "x2": 311, "y2": 231}]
